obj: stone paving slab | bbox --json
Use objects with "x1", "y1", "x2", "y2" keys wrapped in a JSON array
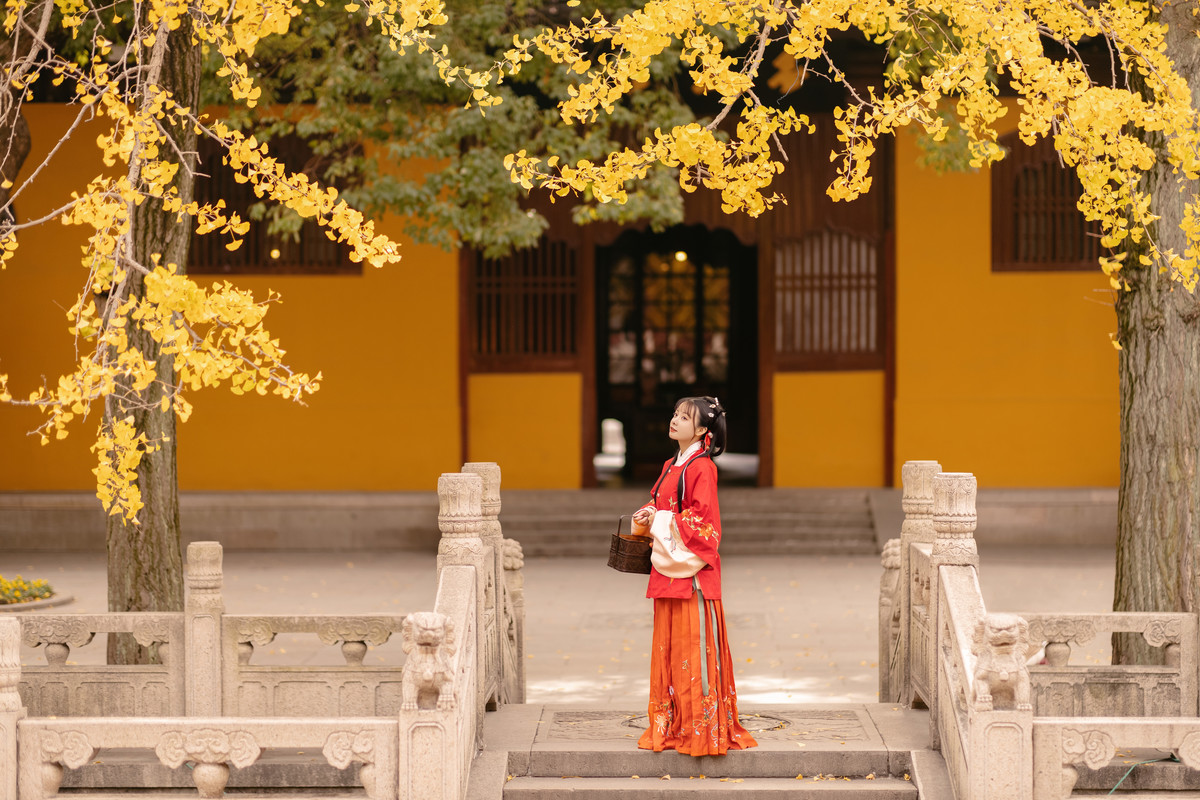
[{"x1": 479, "y1": 704, "x2": 926, "y2": 782}]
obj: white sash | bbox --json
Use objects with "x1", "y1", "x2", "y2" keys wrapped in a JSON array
[{"x1": 648, "y1": 509, "x2": 706, "y2": 579}]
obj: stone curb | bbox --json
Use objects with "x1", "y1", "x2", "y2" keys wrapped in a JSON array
[{"x1": 0, "y1": 593, "x2": 75, "y2": 612}]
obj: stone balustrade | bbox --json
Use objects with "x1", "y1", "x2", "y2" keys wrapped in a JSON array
[
  {"x1": 18, "y1": 613, "x2": 185, "y2": 717},
  {"x1": 1, "y1": 461, "x2": 522, "y2": 800},
  {"x1": 16, "y1": 717, "x2": 399, "y2": 800},
  {"x1": 1022, "y1": 611, "x2": 1198, "y2": 717},
  {"x1": 881, "y1": 458, "x2": 1200, "y2": 800}
]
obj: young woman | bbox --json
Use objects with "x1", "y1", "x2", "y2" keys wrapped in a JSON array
[{"x1": 631, "y1": 396, "x2": 757, "y2": 756}]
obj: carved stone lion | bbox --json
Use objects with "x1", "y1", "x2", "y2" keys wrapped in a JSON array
[
  {"x1": 401, "y1": 612, "x2": 457, "y2": 711},
  {"x1": 971, "y1": 612, "x2": 1032, "y2": 712}
]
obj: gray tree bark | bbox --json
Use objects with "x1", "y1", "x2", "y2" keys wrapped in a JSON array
[
  {"x1": 0, "y1": 0, "x2": 48, "y2": 225},
  {"x1": 1112, "y1": 3, "x2": 1200, "y2": 664},
  {"x1": 104, "y1": 13, "x2": 201, "y2": 665}
]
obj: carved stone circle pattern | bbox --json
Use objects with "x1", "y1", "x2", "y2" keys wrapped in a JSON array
[
  {"x1": 235, "y1": 619, "x2": 278, "y2": 647},
  {"x1": 316, "y1": 618, "x2": 393, "y2": 647},
  {"x1": 1177, "y1": 731, "x2": 1200, "y2": 770},
  {"x1": 41, "y1": 730, "x2": 96, "y2": 769},
  {"x1": 1027, "y1": 618, "x2": 1097, "y2": 646},
  {"x1": 323, "y1": 731, "x2": 377, "y2": 769},
  {"x1": 1062, "y1": 728, "x2": 1116, "y2": 770},
  {"x1": 156, "y1": 730, "x2": 261, "y2": 769},
  {"x1": 1143, "y1": 618, "x2": 1183, "y2": 648},
  {"x1": 132, "y1": 619, "x2": 172, "y2": 648},
  {"x1": 21, "y1": 618, "x2": 95, "y2": 649}
]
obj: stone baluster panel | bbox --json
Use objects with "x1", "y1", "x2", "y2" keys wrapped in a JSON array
[
  {"x1": 436, "y1": 473, "x2": 488, "y2": 745},
  {"x1": 0, "y1": 618, "x2": 24, "y2": 800},
  {"x1": 462, "y1": 462, "x2": 504, "y2": 707},
  {"x1": 897, "y1": 459, "x2": 940, "y2": 707},
  {"x1": 185, "y1": 541, "x2": 225, "y2": 716},
  {"x1": 928, "y1": 472, "x2": 979, "y2": 750}
]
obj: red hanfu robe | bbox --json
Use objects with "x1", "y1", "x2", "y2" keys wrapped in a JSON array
[
  {"x1": 636, "y1": 448, "x2": 757, "y2": 756},
  {"x1": 638, "y1": 451, "x2": 723, "y2": 600}
]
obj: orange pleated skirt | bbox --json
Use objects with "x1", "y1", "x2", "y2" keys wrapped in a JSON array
[{"x1": 637, "y1": 593, "x2": 758, "y2": 755}]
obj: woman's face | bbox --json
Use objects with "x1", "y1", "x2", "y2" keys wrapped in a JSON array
[{"x1": 669, "y1": 403, "x2": 707, "y2": 448}]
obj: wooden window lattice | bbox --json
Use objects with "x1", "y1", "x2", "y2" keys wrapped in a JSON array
[
  {"x1": 189, "y1": 135, "x2": 358, "y2": 276},
  {"x1": 774, "y1": 228, "x2": 883, "y2": 371},
  {"x1": 992, "y1": 131, "x2": 1101, "y2": 272},
  {"x1": 469, "y1": 238, "x2": 580, "y2": 371}
]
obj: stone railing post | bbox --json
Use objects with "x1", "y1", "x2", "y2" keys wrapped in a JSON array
[
  {"x1": 462, "y1": 462, "x2": 505, "y2": 706},
  {"x1": 929, "y1": 472, "x2": 979, "y2": 750},
  {"x1": 503, "y1": 538, "x2": 526, "y2": 703},
  {"x1": 436, "y1": 473, "x2": 488, "y2": 741},
  {"x1": 967, "y1": 612, "x2": 1034, "y2": 800},
  {"x1": 896, "y1": 459, "x2": 940, "y2": 706},
  {"x1": 185, "y1": 541, "x2": 225, "y2": 716},
  {"x1": 878, "y1": 538, "x2": 901, "y2": 701},
  {"x1": 0, "y1": 617, "x2": 24, "y2": 800}
]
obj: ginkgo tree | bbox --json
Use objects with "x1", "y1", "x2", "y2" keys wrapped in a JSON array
[{"x1": 2, "y1": 0, "x2": 1198, "y2": 665}]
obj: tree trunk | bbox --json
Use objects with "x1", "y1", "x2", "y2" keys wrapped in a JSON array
[
  {"x1": 0, "y1": 0, "x2": 48, "y2": 224},
  {"x1": 105, "y1": 13, "x2": 201, "y2": 665},
  {"x1": 1112, "y1": 3, "x2": 1200, "y2": 664}
]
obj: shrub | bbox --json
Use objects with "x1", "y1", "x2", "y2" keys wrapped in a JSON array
[{"x1": 0, "y1": 574, "x2": 54, "y2": 605}]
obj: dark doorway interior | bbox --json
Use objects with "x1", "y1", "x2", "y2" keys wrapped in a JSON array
[{"x1": 596, "y1": 225, "x2": 758, "y2": 482}]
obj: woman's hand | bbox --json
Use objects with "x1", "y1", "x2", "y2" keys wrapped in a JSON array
[{"x1": 633, "y1": 508, "x2": 653, "y2": 526}]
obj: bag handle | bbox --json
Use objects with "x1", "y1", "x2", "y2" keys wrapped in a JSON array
[{"x1": 648, "y1": 449, "x2": 711, "y2": 509}]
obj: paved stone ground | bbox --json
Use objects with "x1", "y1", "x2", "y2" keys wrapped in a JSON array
[{"x1": 3, "y1": 545, "x2": 1115, "y2": 704}]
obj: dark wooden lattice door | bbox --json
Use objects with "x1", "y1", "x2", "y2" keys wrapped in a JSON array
[{"x1": 597, "y1": 225, "x2": 757, "y2": 480}]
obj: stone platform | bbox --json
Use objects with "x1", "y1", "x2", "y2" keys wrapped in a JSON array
[{"x1": 468, "y1": 703, "x2": 951, "y2": 799}]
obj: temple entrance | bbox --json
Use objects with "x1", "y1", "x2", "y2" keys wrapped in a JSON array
[{"x1": 595, "y1": 225, "x2": 758, "y2": 482}]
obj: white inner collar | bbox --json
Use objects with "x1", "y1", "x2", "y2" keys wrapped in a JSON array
[{"x1": 675, "y1": 440, "x2": 703, "y2": 466}]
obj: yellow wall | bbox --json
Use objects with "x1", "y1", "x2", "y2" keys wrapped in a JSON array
[
  {"x1": 774, "y1": 371, "x2": 885, "y2": 486},
  {"x1": 466, "y1": 373, "x2": 582, "y2": 489},
  {"x1": 0, "y1": 104, "x2": 461, "y2": 491},
  {"x1": 892, "y1": 110, "x2": 1118, "y2": 487}
]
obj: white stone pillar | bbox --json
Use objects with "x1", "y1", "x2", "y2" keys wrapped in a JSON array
[
  {"x1": 184, "y1": 541, "x2": 224, "y2": 716},
  {"x1": 898, "y1": 459, "x2": 940, "y2": 706},
  {"x1": 0, "y1": 617, "x2": 24, "y2": 800},
  {"x1": 928, "y1": 472, "x2": 979, "y2": 750},
  {"x1": 462, "y1": 462, "x2": 504, "y2": 707},
  {"x1": 436, "y1": 473, "x2": 488, "y2": 742}
]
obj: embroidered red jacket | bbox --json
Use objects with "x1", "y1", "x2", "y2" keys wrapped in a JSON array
[{"x1": 639, "y1": 451, "x2": 723, "y2": 600}]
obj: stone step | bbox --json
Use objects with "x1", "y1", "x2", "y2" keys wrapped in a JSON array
[
  {"x1": 525, "y1": 748, "x2": 893, "y2": 780},
  {"x1": 499, "y1": 488, "x2": 878, "y2": 557},
  {"x1": 502, "y1": 511, "x2": 874, "y2": 528},
  {"x1": 516, "y1": 536, "x2": 878, "y2": 558},
  {"x1": 503, "y1": 775, "x2": 917, "y2": 798}
]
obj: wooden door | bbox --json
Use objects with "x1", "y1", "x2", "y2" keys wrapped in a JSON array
[{"x1": 597, "y1": 225, "x2": 757, "y2": 480}]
